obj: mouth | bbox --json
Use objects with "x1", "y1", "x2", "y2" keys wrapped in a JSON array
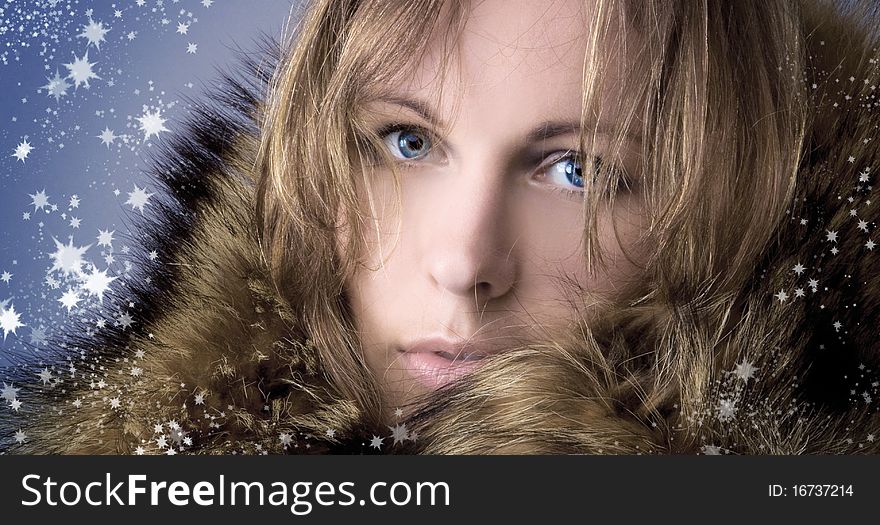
[
  {"x1": 433, "y1": 350, "x2": 486, "y2": 362},
  {"x1": 397, "y1": 337, "x2": 491, "y2": 390}
]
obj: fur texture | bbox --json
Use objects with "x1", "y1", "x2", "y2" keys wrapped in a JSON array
[{"x1": 3, "y1": 6, "x2": 880, "y2": 454}]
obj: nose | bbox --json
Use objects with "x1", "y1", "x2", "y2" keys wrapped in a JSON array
[{"x1": 423, "y1": 165, "x2": 517, "y2": 305}]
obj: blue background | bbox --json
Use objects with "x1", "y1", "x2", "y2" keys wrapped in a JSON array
[{"x1": 0, "y1": 0, "x2": 296, "y2": 365}]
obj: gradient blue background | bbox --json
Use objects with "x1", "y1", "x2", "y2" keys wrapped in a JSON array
[{"x1": 0, "y1": 0, "x2": 297, "y2": 366}]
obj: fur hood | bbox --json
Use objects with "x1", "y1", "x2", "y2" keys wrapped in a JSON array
[{"x1": 3, "y1": 4, "x2": 880, "y2": 455}]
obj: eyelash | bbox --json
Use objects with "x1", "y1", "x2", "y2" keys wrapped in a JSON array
[{"x1": 370, "y1": 123, "x2": 627, "y2": 198}]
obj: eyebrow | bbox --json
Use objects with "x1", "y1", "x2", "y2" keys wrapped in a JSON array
[{"x1": 375, "y1": 95, "x2": 639, "y2": 144}]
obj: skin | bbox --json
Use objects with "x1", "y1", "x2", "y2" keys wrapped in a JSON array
[{"x1": 343, "y1": 0, "x2": 649, "y2": 412}]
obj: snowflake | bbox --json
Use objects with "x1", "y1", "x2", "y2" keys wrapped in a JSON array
[
  {"x1": 37, "y1": 368, "x2": 53, "y2": 385},
  {"x1": 64, "y1": 52, "x2": 101, "y2": 89},
  {"x1": 125, "y1": 184, "x2": 154, "y2": 213},
  {"x1": 59, "y1": 289, "x2": 81, "y2": 312},
  {"x1": 77, "y1": 18, "x2": 110, "y2": 50},
  {"x1": 49, "y1": 237, "x2": 91, "y2": 276},
  {"x1": 97, "y1": 127, "x2": 118, "y2": 147},
  {"x1": 717, "y1": 398, "x2": 737, "y2": 422},
  {"x1": 136, "y1": 109, "x2": 168, "y2": 141},
  {"x1": 734, "y1": 359, "x2": 759, "y2": 382},
  {"x1": 42, "y1": 70, "x2": 71, "y2": 102},
  {"x1": 29, "y1": 189, "x2": 50, "y2": 212},
  {"x1": 0, "y1": 382, "x2": 20, "y2": 402},
  {"x1": 12, "y1": 140, "x2": 33, "y2": 162},
  {"x1": 29, "y1": 326, "x2": 48, "y2": 346},
  {"x1": 97, "y1": 229, "x2": 115, "y2": 248},
  {"x1": 81, "y1": 265, "x2": 117, "y2": 302},
  {"x1": 117, "y1": 312, "x2": 134, "y2": 330},
  {"x1": 0, "y1": 301, "x2": 25, "y2": 340},
  {"x1": 389, "y1": 423, "x2": 410, "y2": 444}
]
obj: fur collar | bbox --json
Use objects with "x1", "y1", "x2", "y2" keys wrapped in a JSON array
[{"x1": 3, "y1": 22, "x2": 880, "y2": 454}]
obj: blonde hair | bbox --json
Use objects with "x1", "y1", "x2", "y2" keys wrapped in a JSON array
[{"x1": 255, "y1": 0, "x2": 874, "y2": 450}]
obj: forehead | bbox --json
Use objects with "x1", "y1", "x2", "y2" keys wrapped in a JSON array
[{"x1": 378, "y1": 0, "x2": 625, "y2": 129}]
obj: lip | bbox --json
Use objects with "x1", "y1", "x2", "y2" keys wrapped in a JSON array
[{"x1": 398, "y1": 337, "x2": 490, "y2": 390}]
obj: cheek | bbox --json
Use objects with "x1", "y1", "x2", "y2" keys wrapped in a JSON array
[
  {"x1": 336, "y1": 177, "x2": 405, "y2": 357},
  {"x1": 512, "y1": 191, "x2": 649, "y2": 303}
]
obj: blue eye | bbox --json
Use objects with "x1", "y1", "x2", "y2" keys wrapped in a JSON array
[
  {"x1": 546, "y1": 155, "x2": 593, "y2": 191},
  {"x1": 383, "y1": 128, "x2": 432, "y2": 160}
]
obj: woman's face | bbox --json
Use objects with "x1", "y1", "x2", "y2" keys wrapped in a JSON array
[{"x1": 344, "y1": 0, "x2": 647, "y2": 411}]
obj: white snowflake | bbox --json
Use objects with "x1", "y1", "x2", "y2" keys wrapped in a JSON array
[
  {"x1": 733, "y1": 359, "x2": 759, "y2": 382},
  {"x1": 125, "y1": 184, "x2": 154, "y2": 213},
  {"x1": 29, "y1": 189, "x2": 50, "y2": 212},
  {"x1": 29, "y1": 326, "x2": 48, "y2": 346},
  {"x1": 41, "y1": 70, "x2": 71, "y2": 101},
  {"x1": 64, "y1": 52, "x2": 100, "y2": 89},
  {"x1": 117, "y1": 312, "x2": 134, "y2": 330},
  {"x1": 59, "y1": 289, "x2": 81, "y2": 312},
  {"x1": 77, "y1": 18, "x2": 110, "y2": 50},
  {"x1": 717, "y1": 398, "x2": 737, "y2": 422},
  {"x1": 1, "y1": 382, "x2": 19, "y2": 402},
  {"x1": 37, "y1": 368, "x2": 53, "y2": 385},
  {"x1": 97, "y1": 127, "x2": 118, "y2": 147},
  {"x1": 49, "y1": 237, "x2": 91, "y2": 276},
  {"x1": 0, "y1": 301, "x2": 25, "y2": 340},
  {"x1": 97, "y1": 229, "x2": 115, "y2": 248},
  {"x1": 12, "y1": 140, "x2": 33, "y2": 162},
  {"x1": 136, "y1": 109, "x2": 168, "y2": 141},
  {"x1": 389, "y1": 423, "x2": 410, "y2": 444},
  {"x1": 81, "y1": 265, "x2": 117, "y2": 302}
]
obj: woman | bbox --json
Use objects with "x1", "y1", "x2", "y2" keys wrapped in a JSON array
[{"x1": 2, "y1": 0, "x2": 879, "y2": 454}]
